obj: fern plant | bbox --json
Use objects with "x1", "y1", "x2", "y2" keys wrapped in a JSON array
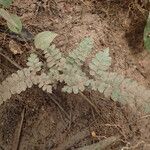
[{"x1": 0, "y1": 31, "x2": 150, "y2": 113}]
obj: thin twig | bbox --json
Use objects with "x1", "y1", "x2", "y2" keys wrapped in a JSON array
[
  {"x1": 140, "y1": 114, "x2": 150, "y2": 119},
  {"x1": 54, "y1": 128, "x2": 90, "y2": 150},
  {"x1": 49, "y1": 94, "x2": 70, "y2": 120},
  {"x1": 102, "y1": 123, "x2": 127, "y2": 140},
  {"x1": 0, "y1": 48, "x2": 22, "y2": 70},
  {"x1": 79, "y1": 92, "x2": 100, "y2": 115},
  {"x1": 121, "y1": 140, "x2": 145, "y2": 150},
  {"x1": 12, "y1": 108, "x2": 25, "y2": 150}
]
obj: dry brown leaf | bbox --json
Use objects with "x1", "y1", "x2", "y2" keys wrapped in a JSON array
[
  {"x1": 9, "y1": 40, "x2": 23, "y2": 54},
  {"x1": 91, "y1": 131, "x2": 97, "y2": 137}
]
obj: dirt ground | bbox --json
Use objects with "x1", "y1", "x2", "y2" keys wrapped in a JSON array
[{"x1": 0, "y1": 0, "x2": 150, "y2": 149}]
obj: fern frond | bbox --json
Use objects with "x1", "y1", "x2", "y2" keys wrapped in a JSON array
[
  {"x1": 0, "y1": 54, "x2": 43, "y2": 104},
  {"x1": 67, "y1": 37, "x2": 93, "y2": 66},
  {"x1": 43, "y1": 45, "x2": 63, "y2": 69},
  {"x1": 0, "y1": 68, "x2": 34, "y2": 104},
  {"x1": 27, "y1": 53, "x2": 42, "y2": 72},
  {"x1": 89, "y1": 49, "x2": 150, "y2": 112},
  {"x1": 61, "y1": 37, "x2": 93, "y2": 94}
]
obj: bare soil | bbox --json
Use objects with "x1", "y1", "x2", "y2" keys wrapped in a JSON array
[{"x1": 0, "y1": 0, "x2": 150, "y2": 150}]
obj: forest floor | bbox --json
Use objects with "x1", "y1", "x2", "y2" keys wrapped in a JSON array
[{"x1": 0, "y1": 0, "x2": 150, "y2": 149}]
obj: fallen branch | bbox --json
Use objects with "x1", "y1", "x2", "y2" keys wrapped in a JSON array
[
  {"x1": 54, "y1": 129, "x2": 90, "y2": 150},
  {"x1": 12, "y1": 108, "x2": 25, "y2": 150},
  {"x1": 76, "y1": 136, "x2": 119, "y2": 150}
]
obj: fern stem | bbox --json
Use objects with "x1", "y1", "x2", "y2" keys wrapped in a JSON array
[
  {"x1": 79, "y1": 92, "x2": 100, "y2": 115},
  {"x1": 49, "y1": 94, "x2": 70, "y2": 120}
]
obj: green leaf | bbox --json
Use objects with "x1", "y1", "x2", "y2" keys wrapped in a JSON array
[
  {"x1": 0, "y1": 9, "x2": 17, "y2": 27},
  {"x1": 7, "y1": 14, "x2": 22, "y2": 33},
  {"x1": 0, "y1": 9, "x2": 22, "y2": 33},
  {"x1": 0, "y1": 0, "x2": 12, "y2": 7},
  {"x1": 34, "y1": 31, "x2": 57, "y2": 50},
  {"x1": 144, "y1": 13, "x2": 150, "y2": 51}
]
